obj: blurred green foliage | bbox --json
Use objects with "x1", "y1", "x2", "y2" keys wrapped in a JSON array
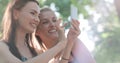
[{"x1": 0, "y1": 0, "x2": 9, "y2": 22}]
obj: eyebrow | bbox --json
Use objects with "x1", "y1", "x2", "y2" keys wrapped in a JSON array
[
  {"x1": 31, "y1": 9, "x2": 40, "y2": 14},
  {"x1": 42, "y1": 19, "x2": 48, "y2": 21}
]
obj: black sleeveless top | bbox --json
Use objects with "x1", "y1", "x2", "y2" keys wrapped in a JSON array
[
  {"x1": 21, "y1": 56, "x2": 27, "y2": 62},
  {"x1": 4, "y1": 41, "x2": 28, "y2": 62}
]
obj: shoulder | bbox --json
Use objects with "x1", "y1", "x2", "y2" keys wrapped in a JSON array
[
  {"x1": 0, "y1": 41, "x2": 9, "y2": 52},
  {"x1": 74, "y1": 38, "x2": 83, "y2": 46},
  {"x1": 0, "y1": 41, "x2": 10, "y2": 63},
  {"x1": 0, "y1": 41, "x2": 22, "y2": 63}
]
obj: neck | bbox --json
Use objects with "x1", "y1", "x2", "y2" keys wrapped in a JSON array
[
  {"x1": 15, "y1": 28, "x2": 27, "y2": 47},
  {"x1": 42, "y1": 38, "x2": 58, "y2": 49}
]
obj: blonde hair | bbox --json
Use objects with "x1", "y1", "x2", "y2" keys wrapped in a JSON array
[{"x1": 36, "y1": 7, "x2": 55, "y2": 51}]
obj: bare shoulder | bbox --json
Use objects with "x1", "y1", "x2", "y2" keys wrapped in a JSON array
[
  {"x1": 0, "y1": 41, "x2": 9, "y2": 53},
  {"x1": 0, "y1": 41, "x2": 9, "y2": 48},
  {"x1": 0, "y1": 41, "x2": 22, "y2": 63},
  {"x1": 0, "y1": 41, "x2": 9, "y2": 63}
]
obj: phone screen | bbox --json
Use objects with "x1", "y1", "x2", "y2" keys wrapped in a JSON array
[
  {"x1": 71, "y1": 5, "x2": 78, "y2": 20},
  {"x1": 65, "y1": 5, "x2": 78, "y2": 29}
]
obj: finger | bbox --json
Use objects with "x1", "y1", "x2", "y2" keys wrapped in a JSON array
[
  {"x1": 71, "y1": 21, "x2": 80, "y2": 31},
  {"x1": 61, "y1": 22, "x2": 68, "y2": 28},
  {"x1": 56, "y1": 18, "x2": 62, "y2": 26},
  {"x1": 71, "y1": 19, "x2": 80, "y2": 25},
  {"x1": 69, "y1": 28, "x2": 80, "y2": 36},
  {"x1": 56, "y1": 18, "x2": 62, "y2": 30},
  {"x1": 71, "y1": 19, "x2": 80, "y2": 28},
  {"x1": 75, "y1": 19, "x2": 80, "y2": 25}
]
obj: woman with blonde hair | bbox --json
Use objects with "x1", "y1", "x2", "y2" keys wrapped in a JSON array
[{"x1": 35, "y1": 7, "x2": 96, "y2": 63}]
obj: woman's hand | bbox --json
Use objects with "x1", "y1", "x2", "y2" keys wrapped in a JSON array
[
  {"x1": 56, "y1": 18, "x2": 67, "y2": 48},
  {"x1": 67, "y1": 19, "x2": 81, "y2": 47},
  {"x1": 67, "y1": 19, "x2": 80, "y2": 46}
]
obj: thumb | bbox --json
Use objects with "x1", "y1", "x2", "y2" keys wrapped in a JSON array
[{"x1": 56, "y1": 18, "x2": 62, "y2": 26}]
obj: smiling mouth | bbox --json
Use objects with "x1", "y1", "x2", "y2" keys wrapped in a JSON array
[{"x1": 49, "y1": 30, "x2": 57, "y2": 33}]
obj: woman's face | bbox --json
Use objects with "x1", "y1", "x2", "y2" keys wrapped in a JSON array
[
  {"x1": 36, "y1": 10, "x2": 59, "y2": 41},
  {"x1": 16, "y1": 1, "x2": 40, "y2": 33}
]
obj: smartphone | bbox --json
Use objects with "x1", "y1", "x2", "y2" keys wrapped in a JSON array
[
  {"x1": 70, "y1": 5, "x2": 78, "y2": 28},
  {"x1": 65, "y1": 5, "x2": 78, "y2": 29},
  {"x1": 71, "y1": 5, "x2": 78, "y2": 20}
]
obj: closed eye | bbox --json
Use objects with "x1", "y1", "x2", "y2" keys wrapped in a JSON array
[
  {"x1": 30, "y1": 12, "x2": 35, "y2": 15},
  {"x1": 52, "y1": 17, "x2": 57, "y2": 22},
  {"x1": 53, "y1": 19, "x2": 57, "y2": 22},
  {"x1": 41, "y1": 19, "x2": 49, "y2": 24}
]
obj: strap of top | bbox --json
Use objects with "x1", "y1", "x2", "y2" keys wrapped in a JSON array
[{"x1": 21, "y1": 56, "x2": 27, "y2": 62}]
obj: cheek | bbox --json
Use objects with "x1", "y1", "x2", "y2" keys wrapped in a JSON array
[
  {"x1": 18, "y1": 15, "x2": 32, "y2": 28},
  {"x1": 41, "y1": 25, "x2": 49, "y2": 31},
  {"x1": 21, "y1": 12, "x2": 33, "y2": 20},
  {"x1": 19, "y1": 13, "x2": 27, "y2": 22},
  {"x1": 54, "y1": 22, "x2": 59, "y2": 27},
  {"x1": 18, "y1": 15, "x2": 26, "y2": 25},
  {"x1": 37, "y1": 30, "x2": 48, "y2": 38},
  {"x1": 38, "y1": 27, "x2": 48, "y2": 34}
]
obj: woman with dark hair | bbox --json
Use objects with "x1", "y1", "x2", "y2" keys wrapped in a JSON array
[
  {"x1": 0, "y1": 0, "x2": 67, "y2": 63},
  {"x1": 35, "y1": 7, "x2": 96, "y2": 63}
]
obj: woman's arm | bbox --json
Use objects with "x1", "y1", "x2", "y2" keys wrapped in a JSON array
[
  {"x1": 59, "y1": 39, "x2": 75, "y2": 63},
  {"x1": 59, "y1": 19, "x2": 80, "y2": 63},
  {"x1": 25, "y1": 40, "x2": 66, "y2": 63},
  {"x1": 26, "y1": 23, "x2": 67, "y2": 63},
  {"x1": 0, "y1": 41, "x2": 66, "y2": 63},
  {"x1": 0, "y1": 26, "x2": 67, "y2": 63}
]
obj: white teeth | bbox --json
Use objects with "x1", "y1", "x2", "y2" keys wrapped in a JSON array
[{"x1": 49, "y1": 30, "x2": 56, "y2": 32}]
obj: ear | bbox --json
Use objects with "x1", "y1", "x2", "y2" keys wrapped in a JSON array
[{"x1": 13, "y1": 9, "x2": 20, "y2": 20}]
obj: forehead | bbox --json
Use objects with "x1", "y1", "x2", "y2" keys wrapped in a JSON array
[
  {"x1": 21, "y1": 1, "x2": 40, "y2": 13},
  {"x1": 40, "y1": 11, "x2": 56, "y2": 19}
]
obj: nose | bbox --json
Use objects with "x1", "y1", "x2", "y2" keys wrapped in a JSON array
[
  {"x1": 34, "y1": 16, "x2": 40, "y2": 23},
  {"x1": 50, "y1": 21, "x2": 55, "y2": 27}
]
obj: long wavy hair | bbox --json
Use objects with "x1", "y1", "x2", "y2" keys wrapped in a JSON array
[
  {"x1": 1, "y1": 0, "x2": 39, "y2": 60},
  {"x1": 36, "y1": 7, "x2": 55, "y2": 50}
]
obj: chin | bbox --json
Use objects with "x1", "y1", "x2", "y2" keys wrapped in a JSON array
[
  {"x1": 51, "y1": 34, "x2": 58, "y2": 37},
  {"x1": 50, "y1": 36, "x2": 58, "y2": 40},
  {"x1": 51, "y1": 38, "x2": 58, "y2": 42},
  {"x1": 28, "y1": 29, "x2": 35, "y2": 33}
]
